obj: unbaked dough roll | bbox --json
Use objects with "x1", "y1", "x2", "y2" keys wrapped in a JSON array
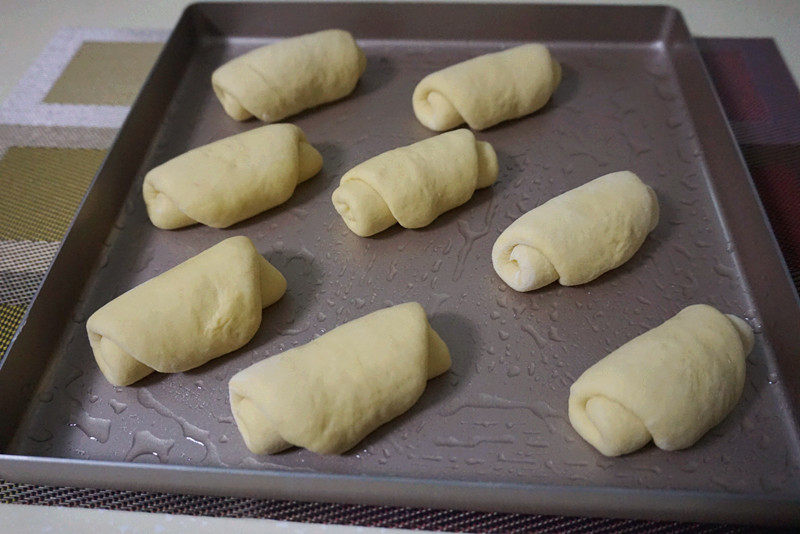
[
  {"x1": 229, "y1": 302, "x2": 451, "y2": 455},
  {"x1": 87, "y1": 237, "x2": 286, "y2": 387},
  {"x1": 413, "y1": 44, "x2": 561, "y2": 131},
  {"x1": 143, "y1": 124, "x2": 322, "y2": 229},
  {"x1": 331, "y1": 129, "x2": 498, "y2": 237},
  {"x1": 569, "y1": 305, "x2": 754, "y2": 457},
  {"x1": 212, "y1": 29, "x2": 366, "y2": 122},
  {"x1": 492, "y1": 171, "x2": 658, "y2": 292}
]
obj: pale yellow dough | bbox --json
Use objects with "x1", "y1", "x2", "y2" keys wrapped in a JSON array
[
  {"x1": 492, "y1": 171, "x2": 659, "y2": 292},
  {"x1": 331, "y1": 129, "x2": 498, "y2": 237},
  {"x1": 413, "y1": 44, "x2": 561, "y2": 131},
  {"x1": 212, "y1": 29, "x2": 366, "y2": 122},
  {"x1": 229, "y1": 302, "x2": 451, "y2": 455},
  {"x1": 86, "y1": 237, "x2": 286, "y2": 387},
  {"x1": 569, "y1": 305, "x2": 754, "y2": 456},
  {"x1": 143, "y1": 124, "x2": 322, "y2": 230}
]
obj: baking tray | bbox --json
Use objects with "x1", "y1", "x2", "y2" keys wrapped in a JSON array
[{"x1": 2, "y1": 2, "x2": 799, "y2": 526}]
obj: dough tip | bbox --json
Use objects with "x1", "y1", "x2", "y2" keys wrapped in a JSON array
[
  {"x1": 494, "y1": 244, "x2": 558, "y2": 292},
  {"x1": 726, "y1": 314, "x2": 755, "y2": 355},
  {"x1": 332, "y1": 180, "x2": 395, "y2": 237},
  {"x1": 475, "y1": 141, "x2": 499, "y2": 188}
]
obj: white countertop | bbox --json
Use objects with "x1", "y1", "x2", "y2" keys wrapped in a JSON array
[
  {"x1": 1, "y1": 0, "x2": 797, "y2": 532},
  {"x1": 0, "y1": 503, "x2": 420, "y2": 534}
]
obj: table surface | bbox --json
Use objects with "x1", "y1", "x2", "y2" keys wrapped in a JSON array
[{"x1": 1, "y1": 1, "x2": 799, "y2": 532}]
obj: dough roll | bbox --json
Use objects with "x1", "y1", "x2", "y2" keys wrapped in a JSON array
[
  {"x1": 87, "y1": 237, "x2": 286, "y2": 387},
  {"x1": 569, "y1": 304, "x2": 754, "y2": 457},
  {"x1": 229, "y1": 302, "x2": 451, "y2": 455},
  {"x1": 492, "y1": 171, "x2": 659, "y2": 292},
  {"x1": 413, "y1": 44, "x2": 561, "y2": 131},
  {"x1": 212, "y1": 29, "x2": 366, "y2": 122},
  {"x1": 143, "y1": 124, "x2": 322, "y2": 229},
  {"x1": 331, "y1": 129, "x2": 498, "y2": 237}
]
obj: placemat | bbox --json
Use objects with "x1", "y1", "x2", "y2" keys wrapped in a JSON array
[{"x1": 0, "y1": 29, "x2": 798, "y2": 532}]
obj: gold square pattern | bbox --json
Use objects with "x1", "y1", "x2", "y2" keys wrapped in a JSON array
[
  {"x1": 44, "y1": 41, "x2": 163, "y2": 106},
  {"x1": 0, "y1": 146, "x2": 107, "y2": 241}
]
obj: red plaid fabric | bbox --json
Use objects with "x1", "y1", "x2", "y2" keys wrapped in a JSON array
[{"x1": 698, "y1": 38, "x2": 800, "y2": 290}]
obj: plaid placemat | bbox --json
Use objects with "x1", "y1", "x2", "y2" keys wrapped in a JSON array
[{"x1": 1, "y1": 29, "x2": 798, "y2": 532}]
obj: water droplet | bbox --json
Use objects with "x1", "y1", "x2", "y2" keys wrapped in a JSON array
[
  {"x1": 452, "y1": 201, "x2": 498, "y2": 281},
  {"x1": 498, "y1": 452, "x2": 538, "y2": 466},
  {"x1": 548, "y1": 326, "x2": 563, "y2": 342},
  {"x1": 69, "y1": 410, "x2": 111, "y2": 443},
  {"x1": 138, "y1": 389, "x2": 223, "y2": 465},
  {"x1": 626, "y1": 137, "x2": 651, "y2": 156},
  {"x1": 767, "y1": 372, "x2": 779, "y2": 385},
  {"x1": 744, "y1": 315, "x2": 763, "y2": 334},
  {"x1": 132, "y1": 253, "x2": 155, "y2": 273},
  {"x1": 596, "y1": 457, "x2": 614, "y2": 470},
  {"x1": 408, "y1": 454, "x2": 443, "y2": 463},
  {"x1": 498, "y1": 330, "x2": 510, "y2": 340},
  {"x1": 28, "y1": 428, "x2": 53, "y2": 443},
  {"x1": 440, "y1": 394, "x2": 561, "y2": 433},
  {"x1": 109, "y1": 399, "x2": 127, "y2": 414},
  {"x1": 279, "y1": 323, "x2": 311, "y2": 336},
  {"x1": 433, "y1": 435, "x2": 515, "y2": 448},
  {"x1": 442, "y1": 238, "x2": 453, "y2": 255},
  {"x1": 630, "y1": 464, "x2": 662, "y2": 474},
  {"x1": 125, "y1": 430, "x2": 174, "y2": 462},
  {"x1": 239, "y1": 456, "x2": 303, "y2": 471},
  {"x1": 656, "y1": 83, "x2": 677, "y2": 102},
  {"x1": 713, "y1": 261, "x2": 736, "y2": 279},
  {"x1": 291, "y1": 207, "x2": 309, "y2": 219},
  {"x1": 667, "y1": 115, "x2": 683, "y2": 128},
  {"x1": 430, "y1": 293, "x2": 450, "y2": 313},
  {"x1": 681, "y1": 461, "x2": 699, "y2": 473},
  {"x1": 387, "y1": 260, "x2": 398, "y2": 281},
  {"x1": 496, "y1": 295, "x2": 508, "y2": 308},
  {"x1": 522, "y1": 324, "x2": 546, "y2": 348}
]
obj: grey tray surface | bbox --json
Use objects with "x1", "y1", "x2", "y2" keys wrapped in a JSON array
[{"x1": 1, "y1": 2, "x2": 799, "y2": 526}]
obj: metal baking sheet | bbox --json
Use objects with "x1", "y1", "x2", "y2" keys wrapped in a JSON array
[{"x1": 2, "y1": 2, "x2": 799, "y2": 525}]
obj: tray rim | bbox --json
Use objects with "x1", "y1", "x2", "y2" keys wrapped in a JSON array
[
  {"x1": 2, "y1": 454, "x2": 800, "y2": 525},
  {"x1": 2, "y1": 1, "x2": 799, "y2": 525}
]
